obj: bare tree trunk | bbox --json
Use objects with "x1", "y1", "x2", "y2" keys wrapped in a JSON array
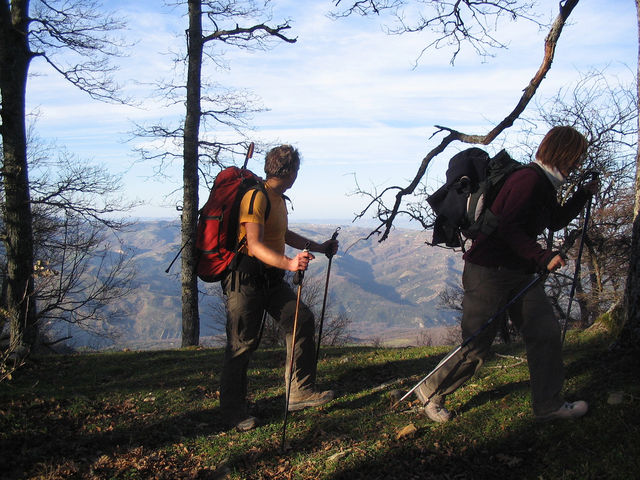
[
  {"x1": 0, "y1": 1, "x2": 37, "y2": 350},
  {"x1": 181, "y1": 0, "x2": 203, "y2": 347},
  {"x1": 618, "y1": 0, "x2": 640, "y2": 349},
  {"x1": 576, "y1": 282, "x2": 589, "y2": 328}
]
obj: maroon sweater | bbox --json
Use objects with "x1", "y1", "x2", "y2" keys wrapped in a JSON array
[{"x1": 463, "y1": 164, "x2": 590, "y2": 273}]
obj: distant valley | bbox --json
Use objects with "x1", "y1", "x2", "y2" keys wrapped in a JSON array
[{"x1": 68, "y1": 221, "x2": 464, "y2": 349}]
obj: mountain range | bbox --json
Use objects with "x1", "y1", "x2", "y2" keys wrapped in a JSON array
[{"x1": 68, "y1": 221, "x2": 464, "y2": 349}]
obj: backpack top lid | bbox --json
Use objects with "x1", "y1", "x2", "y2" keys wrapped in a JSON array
[
  {"x1": 445, "y1": 147, "x2": 490, "y2": 189},
  {"x1": 427, "y1": 148, "x2": 491, "y2": 246}
]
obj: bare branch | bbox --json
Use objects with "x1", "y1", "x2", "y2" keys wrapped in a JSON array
[
  {"x1": 355, "y1": 0, "x2": 580, "y2": 242},
  {"x1": 332, "y1": 0, "x2": 540, "y2": 63},
  {"x1": 203, "y1": 22, "x2": 296, "y2": 45},
  {"x1": 28, "y1": 0, "x2": 130, "y2": 103},
  {"x1": 332, "y1": 1, "x2": 401, "y2": 18}
]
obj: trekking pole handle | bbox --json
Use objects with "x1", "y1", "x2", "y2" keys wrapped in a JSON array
[
  {"x1": 326, "y1": 227, "x2": 340, "y2": 259},
  {"x1": 293, "y1": 242, "x2": 311, "y2": 285}
]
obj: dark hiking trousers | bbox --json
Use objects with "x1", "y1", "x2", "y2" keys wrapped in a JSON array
[
  {"x1": 419, "y1": 262, "x2": 565, "y2": 416},
  {"x1": 219, "y1": 269, "x2": 317, "y2": 417}
]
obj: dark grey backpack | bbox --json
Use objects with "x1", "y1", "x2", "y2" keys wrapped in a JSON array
[{"x1": 428, "y1": 148, "x2": 522, "y2": 249}]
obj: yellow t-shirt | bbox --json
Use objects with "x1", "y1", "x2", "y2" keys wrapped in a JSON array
[{"x1": 238, "y1": 184, "x2": 288, "y2": 256}]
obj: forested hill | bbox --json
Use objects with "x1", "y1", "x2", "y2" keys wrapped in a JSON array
[{"x1": 77, "y1": 221, "x2": 463, "y2": 349}]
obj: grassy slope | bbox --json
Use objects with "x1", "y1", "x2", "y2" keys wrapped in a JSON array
[{"x1": 1, "y1": 330, "x2": 638, "y2": 480}]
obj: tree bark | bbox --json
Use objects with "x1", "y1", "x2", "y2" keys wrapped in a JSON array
[
  {"x1": 181, "y1": 0, "x2": 203, "y2": 347},
  {"x1": 1, "y1": 0, "x2": 38, "y2": 349},
  {"x1": 617, "y1": 0, "x2": 640, "y2": 349}
]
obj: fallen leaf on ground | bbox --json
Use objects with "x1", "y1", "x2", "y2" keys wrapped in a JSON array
[
  {"x1": 327, "y1": 450, "x2": 350, "y2": 463},
  {"x1": 396, "y1": 423, "x2": 417, "y2": 440}
]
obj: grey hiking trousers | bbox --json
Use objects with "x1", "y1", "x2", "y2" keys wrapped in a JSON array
[
  {"x1": 419, "y1": 262, "x2": 566, "y2": 416},
  {"x1": 219, "y1": 269, "x2": 317, "y2": 417}
]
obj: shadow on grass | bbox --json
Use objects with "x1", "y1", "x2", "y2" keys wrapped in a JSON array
[
  {"x1": 0, "y1": 348, "x2": 231, "y2": 478},
  {"x1": 2, "y1": 334, "x2": 637, "y2": 479}
]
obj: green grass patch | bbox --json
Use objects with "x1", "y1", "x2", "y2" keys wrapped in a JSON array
[{"x1": 1, "y1": 333, "x2": 638, "y2": 479}]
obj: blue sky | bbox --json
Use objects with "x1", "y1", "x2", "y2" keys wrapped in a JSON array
[{"x1": 25, "y1": 0, "x2": 637, "y2": 226}]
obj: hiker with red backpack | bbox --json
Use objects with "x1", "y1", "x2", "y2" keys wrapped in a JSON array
[
  {"x1": 414, "y1": 126, "x2": 599, "y2": 423},
  {"x1": 219, "y1": 144, "x2": 339, "y2": 432}
]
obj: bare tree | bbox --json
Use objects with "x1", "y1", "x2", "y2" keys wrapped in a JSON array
[
  {"x1": 1, "y1": 125, "x2": 137, "y2": 357},
  {"x1": 135, "y1": 0, "x2": 296, "y2": 347},
  {"x1": 437, "y1": 283, "x2": 463, "y2": 316},
  {"x1": 0, "y1": 0, "x2": 128, "y2": 354},
  {"x1": 616, "y1": 0, "x2": 640, "y2": 351},
  {"x1": 415, "y1": 329, "x2": 434, "y2": 347}
]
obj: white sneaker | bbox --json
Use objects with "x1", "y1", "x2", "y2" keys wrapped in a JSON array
[{"x1": 536, "y1": 401, "x2": 588, "y2": 421}]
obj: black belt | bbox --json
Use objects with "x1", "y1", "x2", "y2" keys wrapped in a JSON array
[{"x1": 228, "y1": 254, "x2": 285, "y2": 291}]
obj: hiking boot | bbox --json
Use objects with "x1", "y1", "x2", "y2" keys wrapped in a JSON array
[
  {"x1": 232, "y1": 415, "x2": 260, "y2": 432},
  {"x1": 536, "y1": 401, "x2": 588, "y2": 422},
  {"x1": 288, "y1": 389, "x2": 334, "y2": 412},
  {"x1": 423, "y1": 396, "x2": 451, "y2": 423}
]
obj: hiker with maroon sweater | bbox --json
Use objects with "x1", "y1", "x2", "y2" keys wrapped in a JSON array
[
  {"x1": 415, "y1": 126, "x2": 599, "y2": 422},
  {"x1": 219, "y1": 144, "x2": 339, "y2": 432}
]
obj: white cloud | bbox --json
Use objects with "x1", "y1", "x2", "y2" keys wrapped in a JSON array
[{"x1": 24, "y1": 0, "x2": 638, "y2": 221}]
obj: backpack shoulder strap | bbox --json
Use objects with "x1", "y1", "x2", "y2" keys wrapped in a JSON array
[{"x1": 244, "y1": 183, "x2": 272, "y2": 222}]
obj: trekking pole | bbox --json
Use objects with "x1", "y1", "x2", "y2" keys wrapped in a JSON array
[
  {"x1": 561, "y1": 174, "x2": 597, "y2": 345},
  {"x1": 315, "y1": 227, "x2": 340, "y2": 366},
  {"x1": 393, "y1": 272, "x2": 547, "y2": 408},
  {"x1": 165, "y1": 241, "x2": 188, "y2": 273},
  {"x1": 281, "y1": 242, "x2": 310, "y2": 452},
  {"x1": 255, "y1": 310, "x2": 268, "y2": 349},
  {"x1": 393, "y1": 230, "x2": 581, "y2": 409}
]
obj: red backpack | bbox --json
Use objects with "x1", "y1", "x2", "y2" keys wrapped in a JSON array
[
  {"x1": 196, "y1": 145, "x2": 270, "y2": 282},
  {"x1": 196, "y1": 166, "x2": 271, "y2": 282}
]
